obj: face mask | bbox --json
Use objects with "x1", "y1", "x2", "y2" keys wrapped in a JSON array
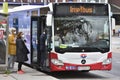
[
  {"x1": 21, "y1": 34, "x2": 25, "y2": 38},
  {"x1": 13, "y1": 31, "x2": 16, "y2": 34}
]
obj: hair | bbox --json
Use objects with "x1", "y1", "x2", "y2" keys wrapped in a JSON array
[
  {"x1": 10, "y1": 28, "x2": 16, "y2": 33},
  {"x1": 17, "y1": 32, "x2": 23, "y2": 38}
]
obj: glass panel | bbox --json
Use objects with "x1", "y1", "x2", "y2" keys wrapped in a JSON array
[
  {"x1": 54, "y1": 16, "x2": 110, "y2": 53},
  {"x1": 0, "y1": 15, "x2": 7, "y2": 64},
  {"x1": 32, "y1": 21, "x2": 37, "y2": 63}
]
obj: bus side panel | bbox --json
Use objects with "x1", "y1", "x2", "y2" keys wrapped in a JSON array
[{"x1": 9, "y1": 11, "x2": 31, "y2": 64}]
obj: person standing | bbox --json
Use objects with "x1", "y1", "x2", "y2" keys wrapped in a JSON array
[
  {"x1": 40, "y1": 29, "x2": 47, "y2": 68},
  {"x1": 16, "y1": 32, "x2": 29, "y2": 74},
  {"x1": 8, "y1": 28, "x2": 16, "y2": 70}
]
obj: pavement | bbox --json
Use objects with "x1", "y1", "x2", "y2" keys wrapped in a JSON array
[
  {"x1": 0, "y1": 63, "x2": 59, "y2": 80},
  {"x1": 0, "y1": 36, "x2": 119, "y2": 80},
  {"x1": 112, "y1": 36, "x2": 120, "y2": 53}
]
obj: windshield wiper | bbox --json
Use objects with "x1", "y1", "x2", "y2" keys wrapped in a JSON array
[
  {"x1": 94, "y1": 47, "x2": 105, "y2": 53},
  {"x1": 86, "y1": 44, "x2": 106, "y2": 53}
]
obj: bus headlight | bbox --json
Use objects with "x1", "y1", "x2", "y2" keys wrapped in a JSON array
[
  {"x1": 102, "y1": 58, "x2": 112, "y2": 65},
  {"x1": 51, "y1": 59, "x2": 64, "y2": 66}
]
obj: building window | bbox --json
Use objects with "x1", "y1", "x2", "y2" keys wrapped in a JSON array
[
  {"x1": 36, "y1": 0, "x2": 41, "y2": 3},
  {"x1": 58, "y1": 0, "x2": 62, "y2": 2},
  {"x1": 49, "y1": 0, "x2": 55, "y2": 2},
  {"x1": 23, "y1": 0, "x2": 28, "y2": 2},
  {"x1": 16, "y1": 0, "x2": 21, "y2": 2}
]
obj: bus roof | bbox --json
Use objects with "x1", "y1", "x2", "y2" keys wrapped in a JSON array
[
  {"x1": 7, "y1": 5, "x2": 49, "y2": 13},
  {"x1": 0, "y1": 5, "x2": 49, "y2": 13},
  {"x1": 10, "y1": 5, "x2": 49, "y2": 13}
]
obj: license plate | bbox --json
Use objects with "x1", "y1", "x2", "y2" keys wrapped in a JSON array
[{"x1": 78, "y1": 66, "x2": 90, "y2": 71}]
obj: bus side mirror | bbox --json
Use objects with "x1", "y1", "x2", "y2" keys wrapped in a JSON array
[{"x1": 46, "y1": 12, "x2": 52, "y2": 26}]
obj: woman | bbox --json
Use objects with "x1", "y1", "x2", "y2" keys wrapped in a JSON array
[
  {"x1": 16, "y1": 32, "x2": 29, "y2": 74},
  {"x1": 8, "y1": 28, "x2": 16, "y2": 69}
]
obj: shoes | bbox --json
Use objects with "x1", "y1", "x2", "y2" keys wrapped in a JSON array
[
  {"x1": 17, "y1": 70, "x2": 24, "y2": 74},
  {"x1": 20, "y1": 70, "x2": 25, "y2": 73}
]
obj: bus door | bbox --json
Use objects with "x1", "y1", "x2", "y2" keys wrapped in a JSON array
[
  {"x1": 38, "y1": 16, "x2": 47, "y2": 68},
  {"x1": 31, "y1": 16, "x2": 47, "y2": 68},
  {"x1": 31, "y1": 16, "x2": 40, "y2": 67}
]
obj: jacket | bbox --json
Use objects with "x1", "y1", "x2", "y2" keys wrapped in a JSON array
[
  {"x1": 40, "y1": 33, "x2": 46, "y2": 51},
  {"x1": 16, "y1": 38, "x2": 29, "y2": 62},
  {"x1": 8, "y1": 34, "x2": 16, "y2": 55}
]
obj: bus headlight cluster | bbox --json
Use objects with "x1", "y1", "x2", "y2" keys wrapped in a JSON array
[
  {"x1": 102, "y1": 58, "x2": 112, "y2": 65},
  {"x1": 51, "y1": 59, "x2": 64, "y2": 66}
]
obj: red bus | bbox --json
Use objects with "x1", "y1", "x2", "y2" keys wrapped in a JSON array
[{"x1": 9, "y1": 2, "x2": 112, "y2": 72}]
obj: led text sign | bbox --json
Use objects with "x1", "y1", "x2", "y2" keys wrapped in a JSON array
[
  {"x1": 54, "y1": 3, "x2": 108, "y2": 16},
  {"x1": 70, "y1": 6, "x2": 93, "y2": 14}
]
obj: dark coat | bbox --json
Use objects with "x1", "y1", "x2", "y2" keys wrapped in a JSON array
[
  {"x1": 0, "y1": 40, "x2": 6, "y2": 64},
  {"x1": 16, "y1": 38, "x2": 29, "y2": 62},
  {"x1": 40, "y1": 33, "x2": 46, "y2": 51}
]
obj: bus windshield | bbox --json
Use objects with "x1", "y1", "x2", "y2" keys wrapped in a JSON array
[{"x1": 54, "y1": 16, "x2": 110, "y2": 53}]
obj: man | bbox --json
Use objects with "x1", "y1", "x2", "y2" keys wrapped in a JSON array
[
  {"x1": 8, "y1": 28, "x2": 16, "y2": 69},
  {"x1": 40, "y1": 29, "x2": 47, "y2": 68}
]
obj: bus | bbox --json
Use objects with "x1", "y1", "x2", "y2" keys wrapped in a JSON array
[{"x1": 9, "y1": 2, "x2": 112, "y2": 72}]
